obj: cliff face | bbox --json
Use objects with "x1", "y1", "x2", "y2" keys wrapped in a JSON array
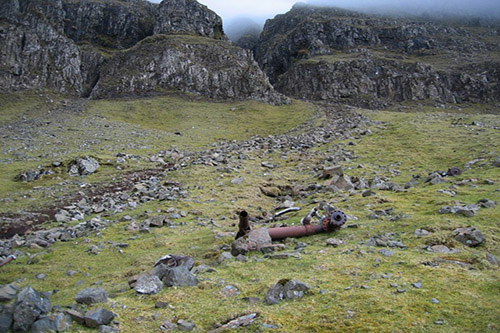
[
  {"x1": 0, "y1": 0, "x2": 286, "y2": 104},
  {"x1": 256, "y1": 4, "x2": 500, "y2": 106},
  {"x1": 92, "y1": 35, "x2": 288, "y2": 105},
  {"x1": 154, "y1": 0, "x2": 225, "y2": 40}
]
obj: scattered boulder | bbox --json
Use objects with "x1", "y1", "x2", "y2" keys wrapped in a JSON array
[
  {"x1": 134, "y1": 274, "x2": 163, "y2": 295},
  {"x1": 0, "y1": 283, "x2": 18, "y2": 301},
  {"x1": 414, "y1": 229, "x2": 430, "y2": 237},
  {"x1": 453, "y1": 227, "x2": 485, "y2": 247},
  {"x1": 322, "y1": 166, "x2": 343, "y2": 179},
  {"x1": 69, "y1": 157, "x2": 100, "y2": 176},
  {"x1": 84, "y1": 307, "x2": 115, "y2": 328},
  {"x1": 324, "y1": 174, "x2": 354, "y2": 190},
  {"x1": 477, "y1": 199, "x2": 497, "y2": 208},
  {"x1": 144, "y1": 215, "x2": 168, "y2": 227},
  {"x1": 231, "y1": 228, "x2": 272, "y2": 256},
  {"x1": 31, "y1": 313, "x2": 71, "y2": 332},
  {"x1": 439, "y1": 205, "x2": 479, "y2": 217},
  {"x1": 428, "y1": 245, "x2": 454, "y2": 254},
  {"x1": 492, "y1": 156, "x2": 500, "y2": 167},
  {"x1": 75, "y1": 287, "x2": 108, "y2": 305},
  {"x1": 157, "y1": 266, "x2": 198, "y2": 287},
  {"x1": 264, "y1": 279, "x2": 311, "y2": 305},
  {"x1": 177, "y1": 319, "x2": 196, "y2": 331},
  {"x1": 154, "y1": 254, "x2": 194, "y2": 271},
  {"x1": 13, "y1": 287, "x2": 51, "y2": 331},
  {"x1": 326, "y1": 238, "x2": 343, "y2": 247}
]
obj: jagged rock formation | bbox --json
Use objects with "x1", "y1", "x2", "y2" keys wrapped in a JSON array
[
  {"x1": 256, "y1": 4, "x2": 500, "y2": 106},
  {"x1": 154, "y1": 0, "x2": 225, "y2": 40},
  {"x1": 92, "y1": 34, "x2": 288, "y2": 105},
  {"x1": 0, "y1": 0, "x2": 286, "y2": 104}
]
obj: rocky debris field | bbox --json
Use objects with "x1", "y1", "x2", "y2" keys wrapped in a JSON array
[{"x1": 0, "y1": 95, "x2": 499, "y2": 332}]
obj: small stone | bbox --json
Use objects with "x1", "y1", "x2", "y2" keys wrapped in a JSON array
[
  {"x1": 75, "y1": 287, "x2": 108, "y2": 305},
  {"x1": 434, "y1": 319, "x2": 444, "y2": 325},
  {"x1": 378, "y1": 249, "x2": 394, "y2": 257},
  {"x1": 397, "y1": 289, "x2": 406, "y2": 293},
  {"x1": 84, "y1": 308, "x2": 115, "y2": 328},
  {"x1": 361, "y1": 285, "x2": 370, "y2": 289},
  {"x1": 486, "y1": 253, "x2": 498, "y2": 266},
  {"x1": 431, "y1": 298, "x2": 440, "y2": 304},
  {"x1": 414, "y1": 229, "x2": 430, "y2": 237},
  {"x1": 155, "y1": 301, "x2": 169, "y2": 309},
  {"x1": 35, "y1": 273, "x2": 47, "y2": 280},
  {"x1": 217, "y1": 252, "x2": 233, "y2": 264},
  {"x1": 326, "y1": 238, "x2": 343, "y2": 247},
  {"x1": 231, "y1": 177, "x2": 243, "y2": 185},
  {"x1": 411, "y1": 282, "x2": 422, "y2": 289},
  {"x1": 220, "y1": 285, "x2": 240, "y2": 297},
  {"x1": 177, "y1": 319, "x2": 195, "y2": 331}
]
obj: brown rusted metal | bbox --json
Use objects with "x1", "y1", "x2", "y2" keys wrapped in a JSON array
[
  {"x1": 268, "y1": 210, "x2": 346, "y2": 240},
  {"x1": 0, "y1": 255, "x2": 16, "y2": 267},
  {"x1": 446, "y1": 167, "x2": 462, "y2": 176},
  {"x1": 235, "y1": 210, "x2": 251, "y2": 239}
]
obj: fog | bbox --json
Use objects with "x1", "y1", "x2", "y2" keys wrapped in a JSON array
[
  {"x1": 306, "y1": 0, "x2": 500, "y2": 18},
  {"x1": 148, "y1": 0, "x2": 500, "y2": 41}
]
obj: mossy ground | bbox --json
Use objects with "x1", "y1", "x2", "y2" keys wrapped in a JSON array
[{"x1": 0, "y1": 93, "x2": 499, "y2": 332}]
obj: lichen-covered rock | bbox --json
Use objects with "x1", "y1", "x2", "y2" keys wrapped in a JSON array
[
  {"x1": 91, "y1": 35, "x2": 288, "y2": 105},
  {"x1": 134, "y1": 274, "x2": 163, "y2": 295}
]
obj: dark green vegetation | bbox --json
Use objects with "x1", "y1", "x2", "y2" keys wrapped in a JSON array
[{"x1": 0, "y1": 92, "x2": 499, "y2": 331}]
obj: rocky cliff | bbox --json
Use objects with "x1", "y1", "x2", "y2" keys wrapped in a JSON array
[
  {"x1": 92, "y1": 34, "x2": 288, "y2": 105},
  {"x1": 0, "y1": 0, "x2": 286, "y2": 104},
  {"x1": 256, "y1": 4, "x2": 500, "y2": 106}
]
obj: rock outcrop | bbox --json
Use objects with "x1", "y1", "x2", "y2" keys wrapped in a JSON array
[
  {"x1": 0, "y1": 0, "x2": 285, "y2": 104},
  {"x1": 92, "y1": 34, "x2": 288, "y2": 104},
  {"x1": 255, "y1": 4, "x2": 500, "y2": 106},
  {"x1": 154, "y1": 0, "x2": 225, "y2": 40}
]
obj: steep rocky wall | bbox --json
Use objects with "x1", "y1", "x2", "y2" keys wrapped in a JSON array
[
  {"x1": 154, "y1": 0, "x2": 225, "y2": 40},
  {"x1": 0, "y1": 0, "x2": 287, "y2": 104},
  {"x1": 62, "y1": 0, "x2": 157, "y2": 49},
  {"x1": 276, "y1": 55, "x2": 500, "y2": 106},
  {"x1": 91, "y1": 35, "x2": 288, "y2": 105}
]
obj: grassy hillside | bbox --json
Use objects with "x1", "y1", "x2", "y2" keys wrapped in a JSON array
[{"x1": 0, "y1": 93, "x2": 499, "y2": 332}]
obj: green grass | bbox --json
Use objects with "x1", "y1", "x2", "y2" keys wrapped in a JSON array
[
  {"x1": 0, "y1": 97, "x2": 499, "y2": 332},
  {"x1": 87, "y1": 95, "x2": 313, "y2": 150}
]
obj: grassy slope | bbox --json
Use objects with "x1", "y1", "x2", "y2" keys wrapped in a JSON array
[{"x1": 0, "y1": 94, "x2": 499, "y2": 332}]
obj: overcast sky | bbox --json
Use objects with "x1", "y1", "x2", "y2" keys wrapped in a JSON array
[{"x1": 149, "y1": 0, "x2": 500, "y2": 25}]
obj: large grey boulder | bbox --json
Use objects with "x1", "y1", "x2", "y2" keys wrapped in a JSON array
[
  {"x1": 13, "y1": 287, "x2": 51, "y2": 331},
  {"x1": 160, "y1": 266, "x2": 198, "y2": 287},
  {"x1": 84, "y1": 307, "x2": 115, "y2": 328},
  {"x1": 75, "y1": 287, "x2": 108, "y2": 305},
  {"x1": 134, "y1": 274, "x2": 163, "y2": 295},
  {"x1": 264, "y1": 279, "x2": 311, "y2": 305},
  {"x1": 231, "y1": 228, "x2": 272, "y2": 256},
  {"x1": 453, "y1": 227, "x2": 486, "y2": 247}
]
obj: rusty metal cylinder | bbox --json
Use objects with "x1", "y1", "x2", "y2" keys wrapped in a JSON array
[
  {"x1": 268, "y1": 224, "x2": 324, "y2": 240},
  {"x1": 235, "y1": 210, "x2": 251, "y2": 239}
]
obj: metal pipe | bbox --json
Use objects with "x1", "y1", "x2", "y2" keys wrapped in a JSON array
[
  {"x1": 268, "y1": 224, "x2": 324, "y2": 240},
  {"x1": 268, "y1": 210, "x2": 347, "y2": 240},
  {"x1": 235, "y1": 210, "x2": 251, "y2": 239},
  {"x1": 0, "y1": 255, "x2": 16, "y2": 267}
]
